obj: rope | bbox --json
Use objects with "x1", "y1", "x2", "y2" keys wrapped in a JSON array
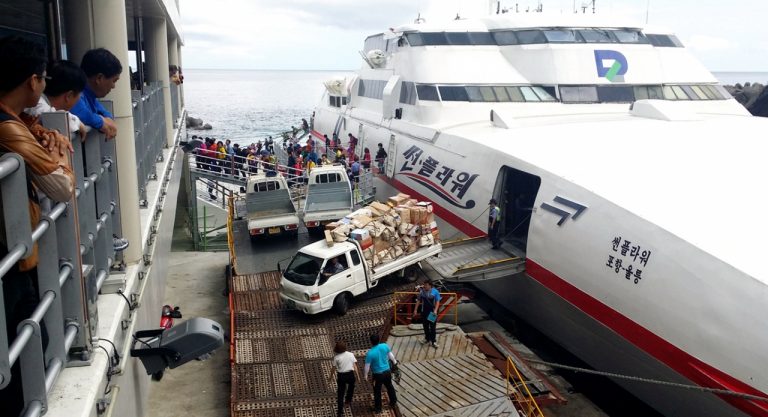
[{"x1": 526, "y1": 358, "x2": 768, "y2": 403}]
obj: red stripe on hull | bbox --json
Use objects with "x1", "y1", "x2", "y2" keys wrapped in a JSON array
[
  {"x1": 525, "y1": 259, "x2": 768, "y2": 417},
  {"x1": 385, "y1": 174, "x2": 768, "y2": 416}
]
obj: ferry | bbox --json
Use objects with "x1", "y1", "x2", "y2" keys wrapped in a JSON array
[{"x1": 310, "y1": 6, "x2": 768, "y2": 417}]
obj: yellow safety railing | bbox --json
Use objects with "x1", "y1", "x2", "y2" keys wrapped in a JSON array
[
  {"x1": 227, "y1": 195, "x2": 237, "y2": 270},
  {"x1": 392, "y1": 291, "x2": 458, "y2": 326},
  {"x1": 506, "y1": 357, "x2": 545, "y2": 417}
]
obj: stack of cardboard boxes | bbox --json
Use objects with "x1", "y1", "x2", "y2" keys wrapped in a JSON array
[{"x1": 324, "y1": 193, "x2": 440, "y2": 269}]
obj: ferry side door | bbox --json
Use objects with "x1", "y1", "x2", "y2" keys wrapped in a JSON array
[{"x1": 347, "y1": 249, "x2": 367, "y2": 296}]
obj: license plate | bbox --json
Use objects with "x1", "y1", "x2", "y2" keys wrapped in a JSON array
[{"x1": 268, "y1": 227, "x2": 281, "y2": 234}]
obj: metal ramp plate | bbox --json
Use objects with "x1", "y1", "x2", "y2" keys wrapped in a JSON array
[{"x1": 426, "y1": 237, "x2": 526, "y2": 282}]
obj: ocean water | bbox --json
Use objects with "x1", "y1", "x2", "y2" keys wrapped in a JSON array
[
  {"x1": 183, "y1": 69, "x2": 352, "y2": 145},
  {"x1": 712, "y1": 71, "x2": 768, "y2": 86}
]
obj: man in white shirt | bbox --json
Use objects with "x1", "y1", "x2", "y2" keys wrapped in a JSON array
[{"x1": 24, "y1": 60, "x2": 87, "y2": 139}]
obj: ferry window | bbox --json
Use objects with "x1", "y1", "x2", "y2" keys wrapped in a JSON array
[
  {"x1": 597, "y1": 86, "x2": 635, "y2": 102},
  {"x1": 579, "y1": 29, "x2": 615, "y2": 43},
  {"x1": 543, "y1": 30, "x2": 583, "y2": 43},
  {"x1": 492, "y1": 31, "x2": 518, "y2": 45},
  {"x1": 697, "y1": 85, "x2": 717, "y2": 100},
  {"x1": 663, "y1": 86, "x2": 679, "y2": 100},
  {"x1": 493, "y1": 86, "x2": 510, "y2": 101},
  {"x1": 465, "y1": 86, "x2": 483, "y2": 102},
  {"x1": 516, "y1": 30, "x2": 547, "y2": 45},
  {"x1": 519, "y1": 87, "x2": 541, "y2": 102},
  {"x1": 350, "y1": 250, "x2": 361, "y2": 266},
  {"x1": 506, "y1": 87, "x2": 525, "y2": 102},
  {"x1": 532, "y1": 86, "x2": 557, "y2": 101},
  {"x1": 468, "y1": 32, "x2": 495, "y2": 45},
  {"x1": 364, "y1": 34, "x2": 386, "y2": 52},
  {"x1": 634, "y1": 85, "x2": 663, "y2": 100},
  {"x1": 421, "y1": 32, "x2": 448, "y2": 45},
  {"x1": 714, "y1": 85, "x2": 732, "y2": 99},
  {"x1": 416, "y1": 84, "x2": 439, "y2": 101},
  {"x1": 405, "y1": 33, "x2": 424, "y2": 46},
  {"x1": 614, "y1": 30, "x2": 649, "y2": 44},
  {"x1": 647, "y1": 34, "x2": 683, "y2": 47},
  {"x1": 439, "y1": 86, "x2": 470, "y2": 102},
  {"x1": 702, "y1": 85, "x2": 723, "y2": 99},
  {"x1": 671, "y1": 85, "x2": 689, "y2": 100},
  {"x1": 400, "y1": 82, "x2": 417, "y2": 105},
  {"x1": 680, "y1": 86, "x2": 702, "y2": 100},
  {"x1": 358, "y1": 79, "x2": 386, "y2": 100},
  {"x1": 690, "y1": 85, "x2": 709, "y2": 100},
  {"x1": 479, "y1": 86, "x2": 497, "y2": 102},
  {"x1": 559, "y1": 86, "x2": 598, "y2": 103},
  {"x1": 446, "y1": 32, "x2": 471, "y2": 45},
  {"x1": 342, "y1": 97, "x2": 348, "y2": 105}
]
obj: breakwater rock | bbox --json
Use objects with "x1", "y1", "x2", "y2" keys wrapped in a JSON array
[
  {"x1": 186, "y1": 116, "x2": 212, "y2": 130},
  {"x1": 725, "y1": 83, "x2": 768, "y2": 117}
]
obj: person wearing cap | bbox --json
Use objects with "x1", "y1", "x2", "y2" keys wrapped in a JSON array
[{"x1": 488, "y1": 198, "x2": 502, "y2": 249}]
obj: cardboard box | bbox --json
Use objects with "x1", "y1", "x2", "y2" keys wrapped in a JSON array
[
  {"x1": 416, "y1": 201, "x2": 433, "y2": 213},
  {"x1": 351, "y1": 215, "x2": 373, "y2": 229},
  {"x1": 350, "y1": 228, "x2": 370, "y2": 241},
  {"x1": 424, "y1": 211, "x2": 434, "y2": 224},
  {"x1": 325, "y1": 222, "x2": 340, "y2": 231},
  {"x1": 359, "y1": 236, "x2": 373, "y2": 250},
  {"x1": 395, "y1": 207, "x2": 410, "y2": 224},
  {"x1": 370, "y1": 201, "x2": 392, "y2": 215},
  {"x1": 373, "y1": 237, "x2": 392, "y2": 253}
]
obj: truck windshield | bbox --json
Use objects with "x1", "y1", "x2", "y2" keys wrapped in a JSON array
[{"x1": 284, "y1": 253, "x2": 322, "y2": 285}]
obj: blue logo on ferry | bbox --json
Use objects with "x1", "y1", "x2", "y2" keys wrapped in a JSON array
[{"x1": 594, "y1": 50, "x2": 628, "y2": 82}]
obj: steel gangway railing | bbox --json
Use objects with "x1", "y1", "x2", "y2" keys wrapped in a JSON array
[
  {"x1": 0, "y1": 106, "x2": 122, "y2": 417},
  {"x1": 132, "y1": 81, "x2": 167, "y2": 207}
]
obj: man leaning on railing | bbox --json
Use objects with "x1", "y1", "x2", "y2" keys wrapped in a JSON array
[{"x1": 0, "y1": 35, "x2": 76, "y2": 416}]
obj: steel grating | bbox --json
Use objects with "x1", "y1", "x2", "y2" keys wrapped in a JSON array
[{"x1": 231, "y1": 269, "x2": 415, "y2": 417}]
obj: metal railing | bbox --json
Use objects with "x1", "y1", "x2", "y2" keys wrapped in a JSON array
[
  {"x1": 506, "y1": 357, "x2": 546, "y2": 417},
  {"x1": 169, "y1": 83, "x2": 180, "y2": 128},
  {"x1": 0, "y1": 108, "x2": 121, "y2": 416},
  {"x1": 392, "y1": 291, "x2": 459, "y2": 326},
  {"x1": 132, "y1": 81, "x2": 168, "y2": 206}
]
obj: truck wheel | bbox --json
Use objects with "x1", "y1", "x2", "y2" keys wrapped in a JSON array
[
  {"x1": 333, "y1": 293, "x2": 350, "y2": 315},
  {"x1": 404, "y1": 266, "x2": 418, "y2": 283}
]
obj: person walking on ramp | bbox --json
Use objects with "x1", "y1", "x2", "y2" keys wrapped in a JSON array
[
  {"x1": 331, "y1": 340, "x2": 358, "y2": 417},
  {"x1": 364, "y1": 334, "x2": 398, "y2": 413},
  {"x1": 414, "y1": 280, "x2": 441, "y2": 348}
]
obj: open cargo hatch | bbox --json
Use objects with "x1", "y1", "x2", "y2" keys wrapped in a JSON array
[{"x1": 425, "y1": 237, "x2": 526, "y2": 282}]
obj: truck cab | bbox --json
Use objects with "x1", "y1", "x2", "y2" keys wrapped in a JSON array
[
  {"x1": 245, "y1": 173, "x2": 300, "y2": 239},
  {"x1": 279, "y1": 240, "x2": 368, "y2": 315},
  {"x1": 302, "y1": 164, "x2": 353, "y2": 233}
]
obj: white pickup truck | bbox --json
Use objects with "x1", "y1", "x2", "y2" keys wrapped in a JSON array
[
  {"x1": 279, "y1": 239, "x2": 442, "y2": 315},
  {"x1": 245, "y1": 172, "x2": 300, "y2": 239},
  {"x1": 302, "y1": 165, "x2": 353, "y2": 234}
]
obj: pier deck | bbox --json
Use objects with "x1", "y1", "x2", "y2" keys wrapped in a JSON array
[{"x1": 229, "y1": 267, "x2": 519, "y2": 417}]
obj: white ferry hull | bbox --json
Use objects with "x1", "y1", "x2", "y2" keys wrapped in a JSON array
[{"x1": 311, "y1": 104, "x2": 768, "y2": 417}]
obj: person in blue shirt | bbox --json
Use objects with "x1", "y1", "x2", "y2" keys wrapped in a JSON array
[
  {"x1": 70, "y1": 48, "x2": 121, "y2": 140},
  {"x1": 414, "y1": 280, "x2": 441, "y2": 348},
  {"x1": 350, "y1": 157, "x2": 361, "y2": 183},
  {"x1": 364, "y1": 334, "x2": 398, "y2": 413}
]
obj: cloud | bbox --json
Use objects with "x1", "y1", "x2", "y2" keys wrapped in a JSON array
[{"x1": 684, "y1": 35, "x2": 735, "y2": 52}]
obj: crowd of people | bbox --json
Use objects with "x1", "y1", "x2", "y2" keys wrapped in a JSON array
[{"x1": 193, "y1": 121, "x2": 390, "y2": 195}]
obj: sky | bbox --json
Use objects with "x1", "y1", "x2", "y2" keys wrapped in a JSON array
[{"x1": 179, "y1": 0, "x2": 768, "y2": 72}]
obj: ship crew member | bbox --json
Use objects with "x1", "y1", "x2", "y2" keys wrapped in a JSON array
[
  {"x1": 364, "y1": 334, "x2": 398, "y2": 413},
  {"x1": 414, "y1": 280, "x2": 441, "y2": 348},
  {"x1": 489, "y1": 198, "x2": 502, "y2": 249},
  {"x1": 375, "y1": 143, "x2": 387, "y2": 173}
]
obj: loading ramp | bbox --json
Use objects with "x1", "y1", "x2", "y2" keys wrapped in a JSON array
[{"x1": 426, "y1": 237, "x2": 526, "y2": 283}]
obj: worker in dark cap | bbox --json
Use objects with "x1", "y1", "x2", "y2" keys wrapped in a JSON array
[{"x1": 488, "y1": 198, "x2": 501, "y2": 249}]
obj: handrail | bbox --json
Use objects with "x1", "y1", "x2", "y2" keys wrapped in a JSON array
[
  {"x1": 392, "y1": 291, "x2": 459, "y2": 326},
  {"x1": 506, "y1": 357, "x2": 546, "y2": 417}
]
